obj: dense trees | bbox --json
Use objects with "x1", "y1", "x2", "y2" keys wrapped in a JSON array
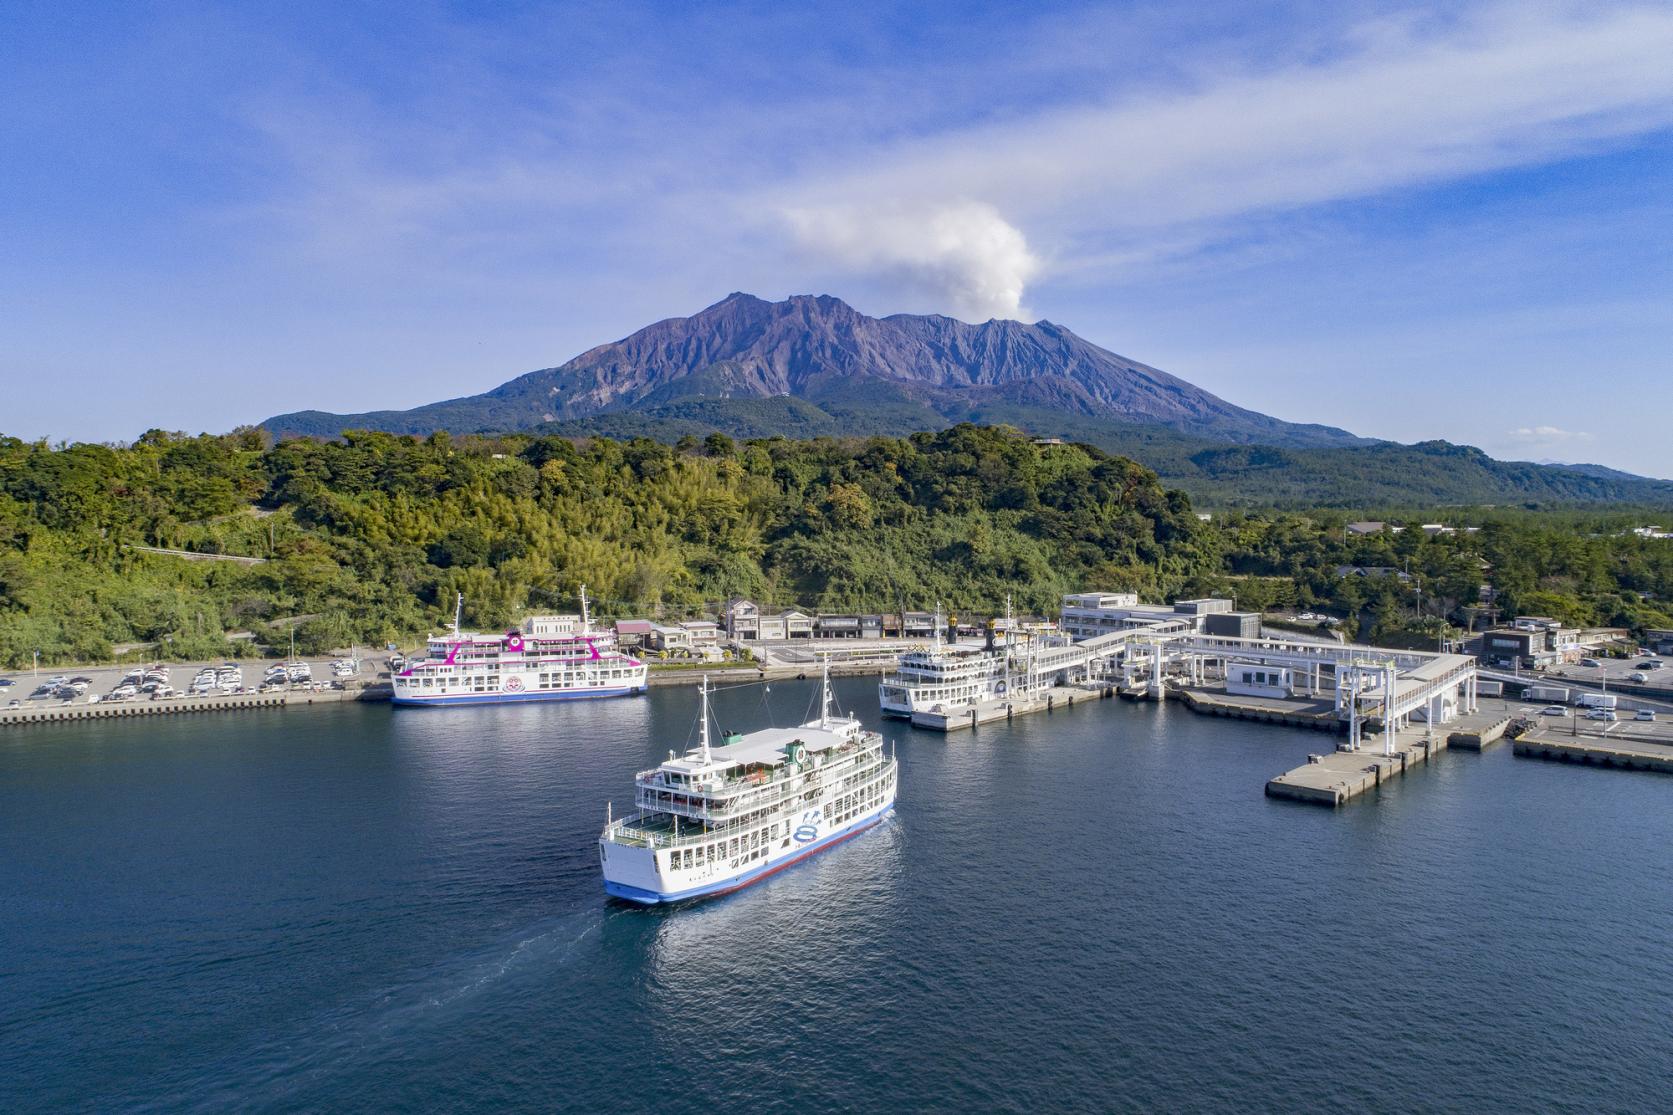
[
  {"x1": 1206, "y1": 511, "x2": 1673, "y2": 641},
  {"x1": 0, "y1": 426, "x2": 1211, "y2": 666},
  {"x1": 2, "y1": 426, "x2": 1668, "y2": 668}
]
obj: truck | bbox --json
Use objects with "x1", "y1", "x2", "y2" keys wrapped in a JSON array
[
  {"x1": 1525, "y1": 685, "x2": 1570, "y2": 704},
  {"x1": 1575, "y1": 693, "x2": 1618, "y2": 710},
  {"x1": 1476, "y1": 680, "x2": 1504, "y2": 698}
]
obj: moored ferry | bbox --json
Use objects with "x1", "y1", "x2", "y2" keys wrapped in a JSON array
[
  {"x1": 599, "y1": 670, "x2": 897, "y2": 904},
  {"x1": 878, "y1": 644, "x2": 1008, "y2": 718},
  {"x1": 877, "y1": 600, "x2": 1030, "y2": 719},
  {"x1": 391, "y1": 588, "x2": 647, "y2": 706}
]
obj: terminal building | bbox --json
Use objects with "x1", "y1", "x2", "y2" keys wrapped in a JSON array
[
  {"x1": 1477, "y1": 617, "x2": 1630, "y2": 669},
  {"x1": 1059, "y1": 593, "x2": 1260, "y2": 642}
]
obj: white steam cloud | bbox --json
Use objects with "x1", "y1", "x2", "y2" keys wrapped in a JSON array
[{"x1": 783, "y1": 200, "x2": 1041, "y2": 320}]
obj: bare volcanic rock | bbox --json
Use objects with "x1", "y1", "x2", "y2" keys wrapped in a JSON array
[{"x1": 263, "y1": 293, "x2": 1359, "y2": 446}]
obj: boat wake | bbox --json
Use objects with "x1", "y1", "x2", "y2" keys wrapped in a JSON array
[{"x1": 157, "y1": 904, "x2": 625, "y2": 1113}]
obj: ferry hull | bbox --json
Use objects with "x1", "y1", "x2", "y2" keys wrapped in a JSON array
[
  {"x1": 603, "y1": 806, "x2": 893, "y2": 906},
  {"x1": 392, "y1": 685, "x2": 646, "y2": 707}
]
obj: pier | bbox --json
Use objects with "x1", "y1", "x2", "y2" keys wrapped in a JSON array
[
  {"x1": 1262, "y1": 704, "x2": 1515, "y2": 806},
  {"x1": 1265, "y1": 724, "x2": 1450, "y2": 806},
  {"x1": 0, "y1": 685, "x2": 386, "y2": 728},
  {"x1": 1175, "y1": 688, "x2": 1341, "y2": 731},
  {"x1": 1514, "y1": 722, "x2": 1673, "y2": 775}
]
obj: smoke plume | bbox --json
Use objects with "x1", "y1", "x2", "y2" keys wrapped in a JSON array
[{"x1": 783, "y1": 200, "x2": 1041, "y2": 320}]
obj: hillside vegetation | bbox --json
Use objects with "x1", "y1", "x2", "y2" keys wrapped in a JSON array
[
  {"x1": 532, "y1": 398, "x2": 1673, "y2": 508},
  {"x1": 2, "y1": 426, "x2": 1668, "y2": 668},
  {"x1": 0, "y1": 426, "x2": 1211, "y2": 666}
]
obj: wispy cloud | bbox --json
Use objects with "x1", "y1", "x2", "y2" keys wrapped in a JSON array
[
  {"x1": 1505, "y1": 425, "x2": 1594, "y2": 445},
  {"x1": 239, "y1": 4, "x2": 1673, "y2": 321},
  {"x1": 772, "y1": 3, "x2": 1673, "y2": 313}
]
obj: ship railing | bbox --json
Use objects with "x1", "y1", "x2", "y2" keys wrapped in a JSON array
[
  {"x1": 633, "y1": 756, "x2": 885, "y2": 820},
  {"x1": 603, "y1": 815, "x2": 726, "y2": 851}
]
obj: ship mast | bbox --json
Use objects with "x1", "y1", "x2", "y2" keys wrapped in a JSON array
[
  {"x1": 452, "y1": 592, "x2": 463, "y2": 639},
  {"x1": 819, "y1": 657, "x2": 834, "y2": 728},
  {"x1": 698, "y1": 674, "x2": 712, "y2": 764},
  {"x1": 1003, "y1": 594, "x2": 1013, "y2": 695},
  {"x1": 578, "y1": 583, "x2": 592, "y2": 634},
  {"x1": 934, "y1": 601, "x2": 944, "y2": 652}
]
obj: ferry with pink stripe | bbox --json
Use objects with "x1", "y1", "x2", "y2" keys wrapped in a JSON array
[{"x1": 391, "y1": 587, "x2": 648, "y2": 707}]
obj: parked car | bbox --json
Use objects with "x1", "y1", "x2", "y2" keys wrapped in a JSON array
[
  {"x1": 1540, "y1": 706, "x2": 1569, "y2": 716},
  {"x1": 6, "y1": 698, "x2": 20, "y2": 709},
  {"x1": 0, "y1": 678, "x2": 14, "y2": 688},
  {"x1": 1579, "y1": 658, "x2": 1602, "y2": 668},
  {"x1": 1586, "y1": 708, "x2": 1618, "y2": 721},
  {"x1": 1631, "y1": 672, "x2": 1649, "y2": 683}
]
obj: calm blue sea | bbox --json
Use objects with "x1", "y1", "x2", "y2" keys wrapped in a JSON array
[{"x1": 2, "y1": 679, "x2": 1671, "y2": 1113}]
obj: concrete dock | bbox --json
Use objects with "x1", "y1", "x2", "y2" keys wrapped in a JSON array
[
  {"x1": 0, "y1": 684, "x2": 387, "y2": 728},
  {"x1": 1445, "y1": 714, "x2": 1514, "y2": 752},
  {"x1": 1514, "y1": 721, "x2": 1673, "y2": 775},
  {"x1": 1265, "y1": 726, "x2": 1449, "y2": 805},
  {"x1": 1177, "y1": 687, "x2": 1342, "y2": 732},
  {"x1": 1263, "y1": 705, "x2": 1516, "y2": 806}
]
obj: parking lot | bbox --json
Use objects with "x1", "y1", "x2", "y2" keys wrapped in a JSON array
[
  {"x1": 0, "y1": 655, "x2": 381, "y2": 709},
  {"x1": 1540, "y1": 652, "x2": 1673, "y2": 698}
]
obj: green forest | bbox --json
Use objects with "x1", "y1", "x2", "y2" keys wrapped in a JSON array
[{"x1": 2, "y1": 425, "x2": 1670, "y2": 668}]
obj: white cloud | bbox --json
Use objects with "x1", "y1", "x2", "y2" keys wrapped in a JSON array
[
  {"x1": 782, "y1": 200, "x2": 1041, "y2": 320},
  {"x1": 1505, "y1": 425, "x2": 1594, "y2": 444},
  {"x1": 772, "y1": 3, "x2": 1673, "y2": 305}
]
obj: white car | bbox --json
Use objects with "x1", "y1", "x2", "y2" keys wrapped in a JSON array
[
  {"x1": 1586, "y1": 708, "x2": 1618, "y2": 721},
  {"x1": 1636, "y1": 709, "x2": 1657, "y2": 721},
  {"x1": 1540, "y1": 706, "x2": 1569, "y2": 716}
]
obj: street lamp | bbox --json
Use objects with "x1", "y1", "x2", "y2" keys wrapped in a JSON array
[{"x1": 33, "y1": 649, "x2": 40, "y2": 680}]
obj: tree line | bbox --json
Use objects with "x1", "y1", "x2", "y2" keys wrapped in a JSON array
[{"x1": 1, "y1": 425, "x2": 1668, "y2": 667}]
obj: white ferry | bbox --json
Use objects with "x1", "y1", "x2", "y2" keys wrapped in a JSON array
[
  {"x1": 391, "y1": 588, "x2": 647, "y2": 707},
  {"x1": 878, "y1": 644, "x2": 1008, "y2": 718},
  {"x1": 599, "y1": 670, "x2": 897, "y2": 904},
  {"x1": 877, "y1": 601, "x2": 1028, "y2": 719}
]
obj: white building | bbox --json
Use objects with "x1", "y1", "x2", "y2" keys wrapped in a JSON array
[
  {"x1": 1058, "y1": 592, "x2": 1226, "y2": 641},
  {"x1": 677, "y1": 620, "x2": 720, "y2": 647},
  {"x1": 1227, "y1": 662, "x2": 1292, "y2": 699}
]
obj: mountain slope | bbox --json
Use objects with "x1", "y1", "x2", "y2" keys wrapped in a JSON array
[
  {"x1": 263, "y1": 292, "x2": 1361, "y2": 448},
  {"x1": 533, "y1": 400, "x2": 1673, "y2": 508}
]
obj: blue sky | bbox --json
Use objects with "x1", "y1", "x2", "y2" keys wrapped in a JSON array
[{"x1": 4, "y1": 1, "x2": 1671, "y2": 476}]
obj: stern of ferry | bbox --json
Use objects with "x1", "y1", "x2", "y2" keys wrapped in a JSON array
[{"x1": 599, "y1": 825, "x2": 669, "y2": 905}]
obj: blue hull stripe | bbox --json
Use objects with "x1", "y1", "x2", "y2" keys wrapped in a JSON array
[
  {"x1": 392, "y1": 686, "x2": 646, "y2": 707},
  {"x1": 603, "y1": 806, "x2": 894, "y2": 906}
]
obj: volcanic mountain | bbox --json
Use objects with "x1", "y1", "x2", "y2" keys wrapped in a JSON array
[{"x1": 262, "y1": 293, "x2": 1362, "y2": 447}]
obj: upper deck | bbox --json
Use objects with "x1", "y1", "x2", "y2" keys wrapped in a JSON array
[{"x1": 635, "y1": 716, "x2": 878, "y2": 817}]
